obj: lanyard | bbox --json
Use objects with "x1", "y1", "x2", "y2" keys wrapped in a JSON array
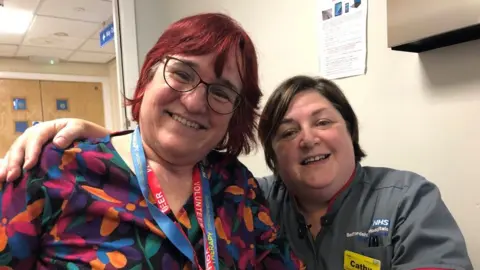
[{"x1": 131, "y1": 127, "x2": 219, "y2": 270}]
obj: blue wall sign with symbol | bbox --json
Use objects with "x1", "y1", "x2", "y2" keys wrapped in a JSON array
[
  {"x1": 13, "y1": 98, "x2": 27, "y2": 110},
  {"x1": 99, "y1": 23, "x2": 114, "y2": 47},
  {"x1": 56, "y1": 99, "x2": 69, "y2": 111}
]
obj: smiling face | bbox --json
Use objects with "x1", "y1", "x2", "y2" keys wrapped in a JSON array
[
  {"x1": 272, "y1": 89, "x2": 356, "y2": 201},
  {"x1": 138, "y1": 51, "x2": 243, "y2": 166}
]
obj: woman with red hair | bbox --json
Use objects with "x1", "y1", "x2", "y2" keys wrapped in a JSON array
[{"x1": 0, "y1": 13, "x2": 304, "y2": 269}]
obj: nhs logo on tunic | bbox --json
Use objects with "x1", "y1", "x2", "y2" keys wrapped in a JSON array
[
  {"x1": 372, "y1": 219, "x2": 389, "y2": 227},
  {"x1": 368, "y1": 219, "x2": 390, "y2": 235},
  {"x1": 100, "y1": 23, "x2": 114, "y2": 47}
]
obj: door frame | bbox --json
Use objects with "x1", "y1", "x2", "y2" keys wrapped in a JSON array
[{"x1": 0, "y1": 72, "x2": 115, "y2": 130}]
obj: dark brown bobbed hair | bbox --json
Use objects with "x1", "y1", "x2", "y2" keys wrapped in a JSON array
[{"x1": 258, "y1": 75, "x2": 366, "y2": 171}]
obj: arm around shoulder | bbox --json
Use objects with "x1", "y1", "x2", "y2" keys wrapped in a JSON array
[{"x1": 392, "y1": 176, "x2": 473, "y2": 270}]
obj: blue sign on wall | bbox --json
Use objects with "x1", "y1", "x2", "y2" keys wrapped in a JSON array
[
  {"x1": 56, "y1": 99, "x2": 69, "y2": 111},
  {"x1": 15, "y1": 121, "x2": 28, "y2": 133},
  {"x1": 12, "y1": 98, "x2": 27, "y2": 110},
  {"x1": 100, "y1": 23, "x2": 114, "y2": 47}
]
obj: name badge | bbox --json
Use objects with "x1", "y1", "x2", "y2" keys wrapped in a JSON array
[{"x1": 344, "y1": 250, "x2": 381, "y2": 270}]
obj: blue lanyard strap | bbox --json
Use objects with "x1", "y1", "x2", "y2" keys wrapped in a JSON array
[
  {"x1": 131, "y1": 127, "x2": 218, "y2": 269},
  {"x1": 198, "y1": 162, "x2": 219, "y2": 269}
]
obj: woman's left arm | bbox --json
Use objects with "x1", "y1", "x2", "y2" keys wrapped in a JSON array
[{"x1": 392, "y1": 178, "x2": 473, "y2": 270}]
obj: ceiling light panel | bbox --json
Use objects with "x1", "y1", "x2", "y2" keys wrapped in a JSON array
[{"x1": 37, "y1": 0, "x2": 113, "y2": 23}]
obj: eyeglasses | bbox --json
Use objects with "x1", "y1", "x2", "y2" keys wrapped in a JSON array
[{"x1": 163, "y1": 56, "x2": 242, "y2": 114}]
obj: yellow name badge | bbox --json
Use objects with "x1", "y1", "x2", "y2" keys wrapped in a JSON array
[{"x1": 344, "y1": 250, "x2": 381, "y2": 270}]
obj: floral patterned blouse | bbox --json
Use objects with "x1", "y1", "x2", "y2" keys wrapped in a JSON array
[{"x1": 0, "y1": 133, "x2": 304, "y2": 270}]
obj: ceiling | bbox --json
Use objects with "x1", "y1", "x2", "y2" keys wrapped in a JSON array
[{"x1": 0, "y1": 0, "x2": 116, "y2": 64}]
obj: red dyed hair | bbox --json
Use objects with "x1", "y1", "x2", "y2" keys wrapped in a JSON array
[{"x1": 126, "y1": 13, "x2": 261, "y2": 157}]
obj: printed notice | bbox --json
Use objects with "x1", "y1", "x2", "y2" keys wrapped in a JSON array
[{"x1": 319, "y1": 0, "x2": 368, "y2": 79}]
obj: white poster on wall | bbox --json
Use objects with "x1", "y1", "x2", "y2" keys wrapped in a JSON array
[{"x1": 318, "y1": 0, "x2": 368, "y2": 80}]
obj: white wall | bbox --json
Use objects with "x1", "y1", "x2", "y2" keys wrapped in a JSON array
[
  {"x1": 107, "y1": 59, "x2": 123, "y2": 131},
  {"x1": 133, "y1": 1, "x2": 171, "y2": 68},
  {"x1": 119, "y1": 0, "x2": 479, "y2": 264}
]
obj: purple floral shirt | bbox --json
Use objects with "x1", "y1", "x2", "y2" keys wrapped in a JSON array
[{"x1": 0, "y1": 133, "x2": 304, "y2": 270}]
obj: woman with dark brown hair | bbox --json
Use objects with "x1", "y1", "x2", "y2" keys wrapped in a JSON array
[{"x1": 256, "y1": 75, "x2": 471, "y2": 269}]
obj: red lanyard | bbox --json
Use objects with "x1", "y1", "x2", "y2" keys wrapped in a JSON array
[{"x1": 147, "y1": 166, "x2": 215, "y2": 270}]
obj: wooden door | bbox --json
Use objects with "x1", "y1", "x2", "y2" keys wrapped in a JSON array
[
  {"x1": 40, "y1": 81, "x2": 105, "y2": 126},
  {"x1": 0, "y1": 79, "x2": 43, "y2": 157}
]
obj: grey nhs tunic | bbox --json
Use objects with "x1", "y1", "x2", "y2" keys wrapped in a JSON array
[{"x1": 257, "y1": 165, "x2": 473, "y2": 270}]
